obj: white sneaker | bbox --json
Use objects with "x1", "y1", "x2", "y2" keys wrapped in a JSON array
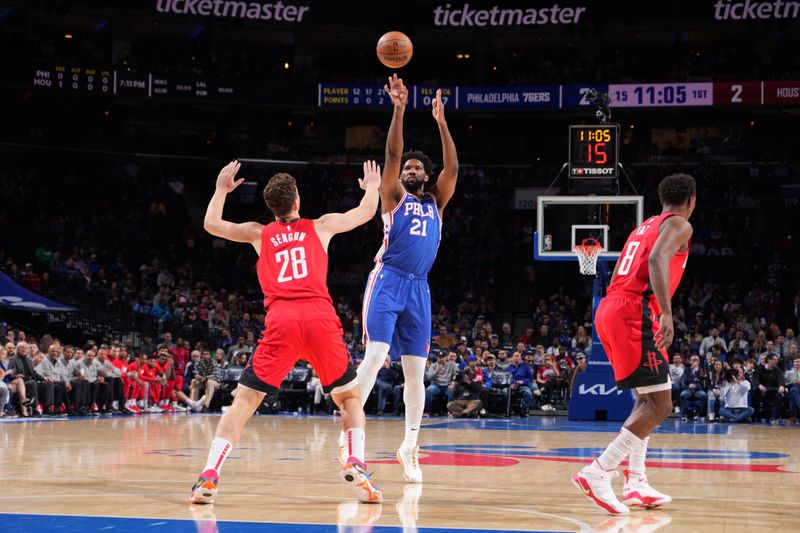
[
  {"x1": 397, "y1": 445, "x2": 423, "y2": 483},
  {"x1": 337, "y1": 431, "x2": 348, "y2": 465},
  {"x1": 191, "y1": 396, "x2": 206, "y2": 412},
  {"x1": 146, "y1": 405, "x2": 162, "y2": 413},
  {"x1": 572, "y1": 461, "x2": 630, "y2": 515},
  {"x1": 708, "y1": 413, "x2": 715, "y2": 422},
  {"x1": 622, "y1": 470, "x2": 672, "y2": 508},
  {"x1": 340, "y1": 460, "x2": 382, "y2": 503},
  {"x1": 172, "y1": 403, "x2": 188, "y2": 412},
  {"x1": 673, "y1": 406, "x2": 680, "y2": 414},
  {"x1": 541, "y1": 404, "x2": 556, "y2": 411}
]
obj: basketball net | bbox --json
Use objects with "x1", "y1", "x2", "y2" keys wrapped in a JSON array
[{"x1": 573, "y1": 238, "x2": 603, "y2": 276}]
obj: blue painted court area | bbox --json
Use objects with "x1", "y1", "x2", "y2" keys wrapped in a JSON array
[
  {"x1": 422, "y1": 417, "x2": 737, "y2": 435},
  {"x1": 0, "y1": 513, "x2": 567, "y2": 533}
]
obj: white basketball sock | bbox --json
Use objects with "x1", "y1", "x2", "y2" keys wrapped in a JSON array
[
  {"x1": 356, "y1": 341, "x2": 390, "y2": 407},
  {"x1": 595, "y1": 427, "x2": 643, "y2": 471},
  {"x1": 345, "y1": 428, "x2": 366, "y2": 464},
  {"x1": 203, "y1": 437, "x2": 233, "y2": 474},
  {"x1": 400, "y1": 355, "x2": 426, "y2": 450},
  {"x1": 628, "y1": 436, "x2": 649, "y2": 475}
]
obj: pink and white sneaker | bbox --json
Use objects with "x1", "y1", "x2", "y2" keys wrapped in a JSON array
[
  {"x1": 572, "y1": 460, "x2": 630, "y2": 515},
  {"x1": 622, "y1": 470, "x2": 672, "y2": 508}
]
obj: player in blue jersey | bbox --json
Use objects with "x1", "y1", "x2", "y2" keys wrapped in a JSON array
[{"x1": 338, "y1": 74, "x2": 459, "y2": 483}]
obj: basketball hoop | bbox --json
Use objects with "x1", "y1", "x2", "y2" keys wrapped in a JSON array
[{"x1": 573, "y1": 238, "x2": 603, "y2": 276}]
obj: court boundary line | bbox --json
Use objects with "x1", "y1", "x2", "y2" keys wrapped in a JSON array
[{"x1": 0, "y1": 511, "x2": 574, "y2": 532}]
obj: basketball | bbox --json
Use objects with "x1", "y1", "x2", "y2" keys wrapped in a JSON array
[{"x1": 376, "y1": 31, "x2": 413, "y2": 69}]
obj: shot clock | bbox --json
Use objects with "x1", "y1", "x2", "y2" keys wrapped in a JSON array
[{"x1": 568, "y1": 124, "x2": 620, "y2": 179}]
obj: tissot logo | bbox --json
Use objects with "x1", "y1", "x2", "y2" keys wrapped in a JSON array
[
  {"x1": 155, "y1": 0, "x2": 310, "y2": 22},
  {"x1": 578, "y1": 384, "x2": 624, "y2": 396},
  {"x1": 574, "y1": 167, "x2": 615, "y2": 175},
  {"x1": 433, "y1": 3, "x2": 587, "y2": 26},
  {"x1": 714, "y1": 0, "x2": 800, "y2": 20}
]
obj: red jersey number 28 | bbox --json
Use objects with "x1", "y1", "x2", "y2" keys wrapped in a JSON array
[
  {"x1": 617, "y1": 241, "x2": 641, "y2": 276},
  {"x1": 276, "y1": 247, "x2": 308, "y2": 283}
]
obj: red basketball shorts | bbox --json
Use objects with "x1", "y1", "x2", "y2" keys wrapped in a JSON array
[
  {"x1": 594, "y1": 294, "x2": 670, "y2": 391},
  {"x1": 239, "y1": 298, "x2": 356, "y2": 395}
]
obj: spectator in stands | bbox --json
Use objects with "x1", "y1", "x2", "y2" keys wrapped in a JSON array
[
  {"x1": 680, "y1": 355, "x2": 708, "y2": 421},
  {"x1": 500, "y1": 322, "x2": 514, "y2": 345},
  {"x1": 434, "y1": 325, "x2": 456, "y2": 351},
  {"x1": 669, "y1": 354, "x2": 685, "y2": 413},
  {"x1": 719, "y1": 366, "x2": 754, "y2": 423},
  {"x1": 532, "y1": 344, "x2": 546, "y2": 367},
  {"x1": 706, "y1": 360, "x2": 725, "y2": 422},
  {"x1": 545, "y1": 338, "x2": 561, "y2": 357},
  {"x1": 700, "y1": 327, "x2": 728, "y2": 364},
  {"x1": 536, "y1": 354, "x2": 560, "y2": 412},
  {"x1": 216, "y1": 328, "x2": 233, "y2": 351},
  {"x1": 374, "y1": 357, "x2": 399, "y2": 415},
  {"x1": 447, "y1": 367, "x2": 483, "y2": 418},
  {"x1": 184, "y1": 349, "x2": 201, "y2": 394},
  {"x1": 507, "y1": 351, "x2": 535, "y2": 417},
  {"x1": 785, "y1": 328, "x2": 798, "y2": 350},
  {"x1": 568, "y1": 353, "x2": 587, "y2": 398},
  {"x1": 571, "y1": 326, "x2": 591, "y2": 355},
  {"x1": 214, "y1": 348, "x2": 227, "y2": 368},
  {"x1": 424, "y1": 351, "x2": 458, "y2": 415},
  {"x1": 226, "y1": 336, "x2": 250, "y2": 364},
  {"x1": 3, "y1": 342, "x2": 31, "y2": 416},
  {"x1": 0, "y1": 347, "x2": 14, "y2": 417},
  {"x1": 190, "y1": 349, "x2": 218, "y2": 412},
  {"x1": 496, "y1": 349, "x2": 510, "y2": 370},
  {"x1": 753, "y1": 353, "x2": 786, "y2": 424},
  {"x1": 784, "y1": 356, "x2": 800, "y2": 425},
  {"x1": 481, "y1": 353, "x2": 503, "y2": 390},
  {"x1": 532, "y1": 324, "x2": 553, "y2": 348}
]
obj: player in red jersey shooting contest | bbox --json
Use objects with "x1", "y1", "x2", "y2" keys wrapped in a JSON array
[
  {"x1": 190, "y1": 159, "x2": 384, "y2": 505},
  {"x1": 573, "y1": 174, "x2": 696, "y2": 515}
]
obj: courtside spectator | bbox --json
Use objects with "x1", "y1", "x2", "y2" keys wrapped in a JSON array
[
  {"x1": 719, "y1": 366, "x2": 754, "y2": 423},
  {"x1": 785, "y1": 356, "x2": 800, "y2": 425},
  {"x1": 753, "y1": 353, "x2": 786, "y2": 424}
]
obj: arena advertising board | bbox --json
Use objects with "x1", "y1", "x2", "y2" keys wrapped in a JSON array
[{"x1": 150, "y1": 1, "x2": 800, "y2": 25}]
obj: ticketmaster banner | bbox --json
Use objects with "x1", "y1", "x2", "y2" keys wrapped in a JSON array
[
  {"x1": 149, "y1": 1, "x2": 799, "y2": 25},
  {"x1": 154, "y1": 0, "x2": 310, "y2": 22}
]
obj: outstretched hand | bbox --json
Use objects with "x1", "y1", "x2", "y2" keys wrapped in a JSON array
[
  {"x1": 216, "y1": 160, "x2": 244, "y2": 193},
  {"x1": 431, "y1": 88, "x2": 446, "y2": 124},
  {"x1": 384, "y1": 73, "x2": 408, "y2": 107},
  {"x1": 359, "y1": 160, "x2": 381, "y2": 190}
]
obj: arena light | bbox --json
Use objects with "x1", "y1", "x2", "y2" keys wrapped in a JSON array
[
  {"x1": 284, "y1": 62, "x2": 290, "y2": 70},
  {"x1": 64, "y1": 33, "x2": 73, "y2": 39}
]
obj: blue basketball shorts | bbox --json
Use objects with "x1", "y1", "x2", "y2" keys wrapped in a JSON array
[{"x1": 362, "y1": 264, "x2": 431, "y2": 359}]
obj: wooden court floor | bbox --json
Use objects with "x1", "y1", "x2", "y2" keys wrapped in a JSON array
[{"x1": 1, "y1": 414, "x2": 798, "y2": 532}]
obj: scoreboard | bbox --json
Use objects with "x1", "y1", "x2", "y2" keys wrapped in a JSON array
[
  {"x1": 317, "y1": 81, "x2": 800, "y2": 110},
  {"x1": 29, "y1": 67, "x2": 800, "y2": 108},
  {"x1": 32, "y1": 66, "x2": 238, "y2": 100}
]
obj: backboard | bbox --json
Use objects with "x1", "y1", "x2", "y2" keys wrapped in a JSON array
[{"x1": 534, "y1": 195, "x2": 643, "y2": 261}]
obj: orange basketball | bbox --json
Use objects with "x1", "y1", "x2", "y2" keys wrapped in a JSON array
[{"x1": 376, "y1": 31, "x2": 413, "y2": 69}]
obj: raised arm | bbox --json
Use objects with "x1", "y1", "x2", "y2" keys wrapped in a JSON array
[
  {"x1": 380, "y1": 74, "x2": 408, "y2": 212},
  {"x1": 203, "y1": 161, "x2": 262, "y2": 254},
  {"x1": 428, "y1": 89, "x2": 459, "y2": 212},
  {"x1": 314, "y1": 160, "x2": 381, "y2": 251},
  {"x1": 650, "y1": 216, "x2": 693, "y2": 350}
]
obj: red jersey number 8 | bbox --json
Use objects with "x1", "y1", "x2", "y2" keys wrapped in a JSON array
[
  {"x1": 276, "y1": 247, "x2": 308, "y2": 283},
  {"x1": 617, "y1": 241, "x2": 641, "y2": 276}
]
